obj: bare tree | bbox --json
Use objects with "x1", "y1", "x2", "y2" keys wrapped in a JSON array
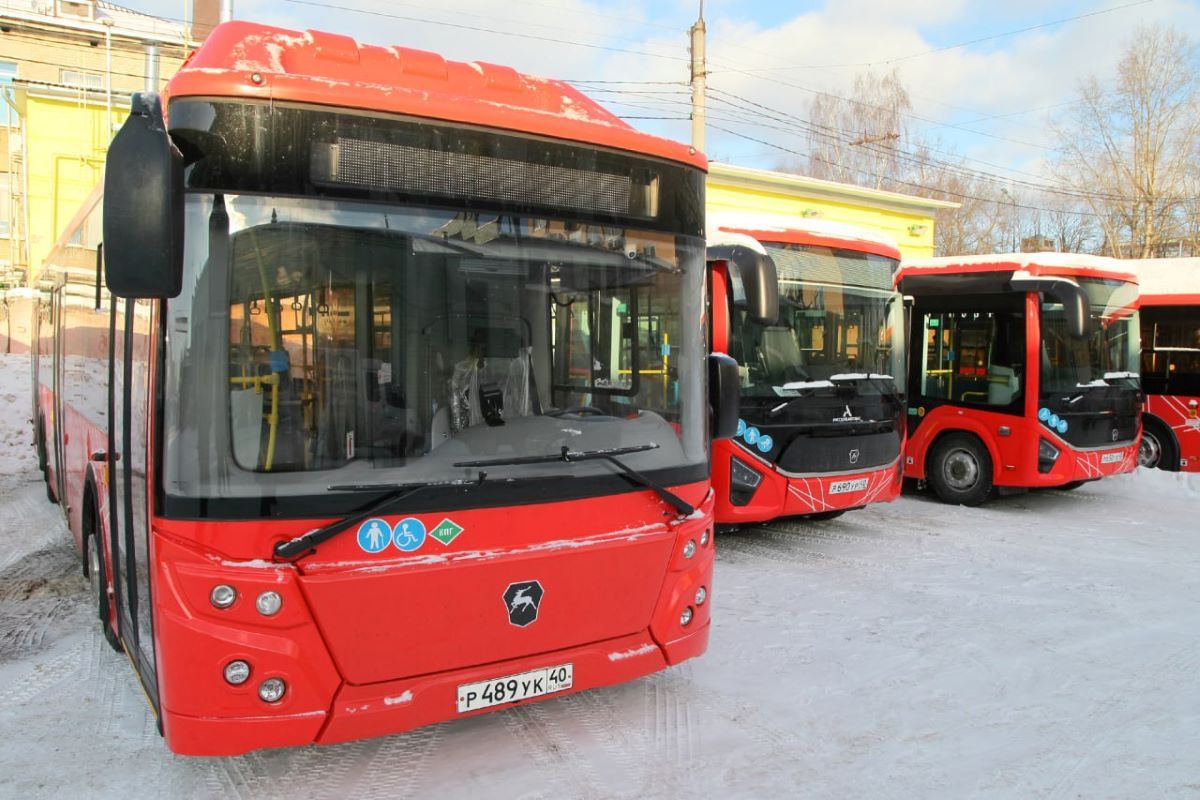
[
  {"x1": 805, "y1": 69, "x2": 911, "y2": 190},
  {"x1": 1038, "y1": 195, "x2": 1099, "y2": 254},
  {"x1": 1051, "y1": 23, "x2": 1200, "y2": 258}
]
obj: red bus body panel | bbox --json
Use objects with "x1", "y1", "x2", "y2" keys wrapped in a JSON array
[
  {"x1": 903, "y1": 405, "x2": 1138, "y2": 486},
  {"x1": 713, "y1": 438, "x2": 902, "y2": 522},
  {"x1": 151, "y1": 487, "x2": 713, "y2": 755}
]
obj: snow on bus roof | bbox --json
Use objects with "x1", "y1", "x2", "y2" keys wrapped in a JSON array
[
  {"x1": 900, "y1": 251, "x2": 1137, "y2": 283},
  {"x1": 707, "y1": 211, "x2": 900, "y2": 258},
  {"x1": 167, "y1": 21, "x2": 705, "y2": 170},
  {"x1": 1121, "y1": 258, "x2": 1200, "y2": 300}
]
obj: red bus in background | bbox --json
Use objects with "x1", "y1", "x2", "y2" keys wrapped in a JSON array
[
  {"x1": 32, "y1": 21, "x2": 744, "y2": 756},
  {"x1": 899, "y1": 254, "x2": 1142, "y2": 505},
  {"x1": 1129, "y1": 258, "x2": 1200, "y2": 471},
  {"x1": 707, "y1": 214, "x2": 907, "y2": 524}
]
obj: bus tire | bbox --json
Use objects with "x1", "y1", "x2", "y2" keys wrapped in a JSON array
[
  {"x1": 1139, "y1": 418, "x2": 1178, "y2": 471},
  {"x1": 84, "y1": 495, "x2": 122, "y2": 653},
  {"x1": 927, "y1": 432, "x2": 993, "y2": 506},
  {"x1": 1058, "y1": 480, "x2": 1086, "y2": 491},
  {"x1": 804, "y1": 510, "x2": 846, "y2": 521}
]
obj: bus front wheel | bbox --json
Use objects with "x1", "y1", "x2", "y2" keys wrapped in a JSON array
[
  {"x1": 928, "y1": 433, "x2": 993, "y2": 506},
  {"x1": 84, "y1": 515, "x2": 123, "y2": 652},
  {"x1": 1138, "y1": 420, "x2": 1177, "y2": 471}
]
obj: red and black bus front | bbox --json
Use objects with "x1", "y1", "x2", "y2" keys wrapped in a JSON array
[
  {"x1": 710, "y1": 235, "x2": 905, "y2": 524},
  {"x1": 126, "y1": 97, "x2": 716, "y2": 754}
]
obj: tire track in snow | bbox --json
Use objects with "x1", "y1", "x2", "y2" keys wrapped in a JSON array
[
  {"x1": 1042, "y1": 641, "x2": 1200, "y2": 800},
  {"x1": 720, "y1": 524, "x2": 901, "y2": 575},
  {"x1": 500, "y1": 702, "x2": 605, "y2": 800}
]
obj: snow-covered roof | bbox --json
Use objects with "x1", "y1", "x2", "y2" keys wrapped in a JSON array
[
  {"x1": 707, "y1": 210, "x2": 901, "y2": 257},
  {"x1": 706, "y1": 229, "x2": 766, "y2": 254},
  {"x1": 1122, "y1": 258, "x2": 1200, "y2": 299},
  {"x1": 901, "y1": 251, "x2": 1137, "y2": 283}
]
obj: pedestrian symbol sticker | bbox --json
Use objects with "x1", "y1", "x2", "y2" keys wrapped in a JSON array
[
  {"x1": 357, "y1": 518, "x2": 393, "y2": 554},
  {"x1": 392, "y1": 517, "x2": 427, "y2": 552},
  {"x1": 430, "y1": 518, "x2": 465, "y2": 546}
]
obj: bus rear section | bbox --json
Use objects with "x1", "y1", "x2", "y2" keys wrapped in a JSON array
[
  {"x1": 708, "y1": 215, "x2": 906, "y2": 524},
  {"x1": 1129, "y1": 258, "x2": 1200, "y2": 472},
  {"x1": 900, "y1": 254, "x2": 1142, "y2": 505},
  {"x1": 34, "y1": 21, "x2": 739, "y2": 756}
]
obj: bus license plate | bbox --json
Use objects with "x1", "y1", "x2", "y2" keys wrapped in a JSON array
[
  {"x1": 457, "y1": 664, "x2": 573, "y2": 713},
  {"x1": 1101, "y1": 452, "x2": 1123, "y2": 464},
  {"x1": 829, "y1": 477, "x2": 869, "y2": 494}
]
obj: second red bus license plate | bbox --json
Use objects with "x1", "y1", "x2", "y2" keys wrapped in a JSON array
[
  {"x1": 457, "y1": 664, "x2": 574, "y2": 713},
  {"x1": 829, "y1": 477, "x2": 870, "y2": 495}
]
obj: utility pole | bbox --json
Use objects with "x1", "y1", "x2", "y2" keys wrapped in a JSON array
[{"x1": 689, "y1": 1, "x2": 706, "y2": 152}]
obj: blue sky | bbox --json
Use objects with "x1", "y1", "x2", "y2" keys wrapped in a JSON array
[{"x1": 118, "y1": 0, "x2": 1200, "y2": 187}]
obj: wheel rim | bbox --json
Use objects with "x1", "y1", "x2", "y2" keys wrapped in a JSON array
[
  {"x1": 942, "y1": 448, "x2": 980, "y2": 491},
  {"x1": 1138, "y1": 431, "x2": 1162, "y2": 468}
]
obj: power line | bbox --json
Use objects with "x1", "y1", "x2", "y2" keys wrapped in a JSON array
[
  {"x1": 702, "y1": 87, "x2": 1090, "y2": 197},
  {"x1": 281, "y1": 0, "x2": 690, "y2": 63}
]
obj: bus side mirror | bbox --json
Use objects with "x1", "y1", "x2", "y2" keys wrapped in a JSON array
[
  {"x1": 1010, "y1": 274, "x2": 1090, "y2": 339},
  {"x1": 708, "y1": 245, "x2": 779, "y2": 324},
  {"x1": 709, "y1": 352, "x2": 740, "y2": 440},
  {"x1": 102, "y1": 92, "x2": 184, "y2": 299},
  {"x1": 1055, "y1": 285, "x2": 1090, "y2": 339}
]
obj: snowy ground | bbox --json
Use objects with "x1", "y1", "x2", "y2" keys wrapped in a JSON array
[{"x1": 1, "y1": 351, "x2": 1198, "y2": 799}]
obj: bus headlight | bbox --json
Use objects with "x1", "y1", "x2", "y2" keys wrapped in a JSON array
[
  {"x1": 680, "y1": 606, "x2": 694, "y2": 627},
  {"x1": 694, "y1": 586, "x2": 707, "y2": 606},
  {"x1": 223, "y1": 660, "x2": 250, "y2": 685},
  {"x1": 256, "y1": 591, "x2": 283, "y2": 616},
  {"x1": 683, "y1": 540, "x2": 696, "y2": 559},
  {"x1": 210, "y1": 584, "x2": 237, "y2": 609},
  {"x1": 258, "y1": 678, "x2": 286, "y2": 703},
  {"x1": 1038, "y1": 438, "x2": 1060, "y2": 474}
]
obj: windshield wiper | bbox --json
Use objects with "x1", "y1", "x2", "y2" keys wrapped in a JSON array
[
  {"x1": 272, "y1": 482, "x2": 431, "y2": 562},
  {"x1": 454, "y1": 444, "x2": 695, "y2": 517}
]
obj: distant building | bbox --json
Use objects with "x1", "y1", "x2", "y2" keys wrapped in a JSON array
[
  {"x1": 706, "y1": 163, "x2": 958, "y2": 259},
  {"x1": 0, "y1": 0, "x2": 194, "y2": 288}
]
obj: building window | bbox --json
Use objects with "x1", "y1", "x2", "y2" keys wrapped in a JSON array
[
  {"x1": 60, "y1": 69, "x2": 103, "y2": 90},
  {"x1": 0, "y1": 62, "x2": 16, "y2": 83}
]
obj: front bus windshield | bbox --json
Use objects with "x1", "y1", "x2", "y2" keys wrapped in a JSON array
[
  {"x1": 1040, "y1": 276, "x2": 1141, "y2": 445},
  {"x1": 727, "y1": 243, "x2": 905, "y2": 428},
  {"x1": 1040, "y1": 277, "x2": 1140, "y2": 391},
  {"x1": 161, "y1": 102, "x2": 706, "y2": 514}
]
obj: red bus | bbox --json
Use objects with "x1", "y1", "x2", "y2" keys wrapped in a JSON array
[
  {"x1": 32, "y1": 21, "x2": 744, "y2": 756},
  {"x1": 899, "y1": 254, "x2": 1141, "y2": 505},
  {"x1": 1130, "y1": 258, "x2": 1200, "y2": 471},
  {"x1": 707, "y1": 214, "x2": 907, "y2": 523}
]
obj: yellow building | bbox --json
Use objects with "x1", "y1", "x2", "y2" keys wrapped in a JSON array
[
  {"x1": 707, "y1": 163, "x2": 957, "y2": 259},
  {"x1": 0, "y1": 0, "x2": 191, "y2": 287}
]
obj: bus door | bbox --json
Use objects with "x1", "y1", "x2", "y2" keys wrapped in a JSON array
[{"x1": 108, "y1": 296, "x2": 159, "y2": 704}]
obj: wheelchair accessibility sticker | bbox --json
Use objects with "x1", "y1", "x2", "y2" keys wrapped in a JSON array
[{"x1": 392, "y1": 517, "x2": 427, "y2": 552}]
